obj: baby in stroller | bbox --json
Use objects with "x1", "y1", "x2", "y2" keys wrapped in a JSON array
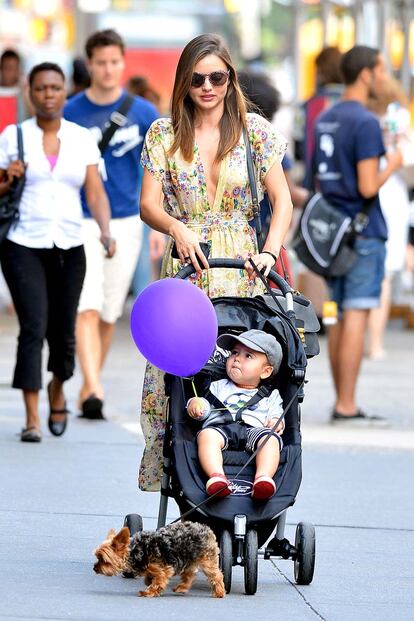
[{"x1": 187, "y1": 329, "x2": 285, "y2": 501}]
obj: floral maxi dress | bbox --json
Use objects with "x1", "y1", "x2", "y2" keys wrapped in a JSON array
[{"x1": 139, "y1": 112, "x2": 287, "y2": 491}]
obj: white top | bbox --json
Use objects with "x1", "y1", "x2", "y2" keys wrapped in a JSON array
[
  {"x1": 378, "y1": 106, "x2": 411, "y2": 273},
  {"x1": 209, "y1": 378, "x2": 283, "y2": 428},
  {"x1": 0, "y1": 117, "x2": 100, "y2": 249}
]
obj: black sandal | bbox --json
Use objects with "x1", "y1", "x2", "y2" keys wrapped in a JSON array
[
  {"x1": 330, "y1": 409, "x2": 389, "y2": 427},
  {"x1": 47, "y1": 381, "x2": 69, "y2": 437},
  {"x1": 79, "y1": 394, "x2": 105, "y2": 420}
]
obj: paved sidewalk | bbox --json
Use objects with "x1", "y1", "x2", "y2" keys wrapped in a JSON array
[
  {"x1": 0, "y1": 309, "x2": 413, "y2": 620},
  {"x1": 1, "y1": 308, "x2": 413, "y2": 444},
  {"x1": 302, "y1": 317, "x2": 414, "y2": 450}
]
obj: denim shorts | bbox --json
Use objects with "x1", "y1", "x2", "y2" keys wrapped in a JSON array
[{"x1": 328, "y1": 238, "x2": 386, "y2": 314}]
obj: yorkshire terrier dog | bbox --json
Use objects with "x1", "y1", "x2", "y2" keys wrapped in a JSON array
[{"x1": 93, "y1": 521, "x2": 225, "y2": 598}]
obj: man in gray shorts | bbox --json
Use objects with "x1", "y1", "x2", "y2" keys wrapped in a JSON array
[{"x1": 313, "y1": 46, "x2": 403, "y2": 425}]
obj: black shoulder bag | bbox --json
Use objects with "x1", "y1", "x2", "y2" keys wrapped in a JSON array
[
  {"x1": 291, "y1": 151, "x2": 378, "y2": 278},
  {"x1": 0, "y1": 124, "x2": 25, "y2": 245},
  {"x1": 98, "y1": 93, "x2": 134, "y2": 154}
]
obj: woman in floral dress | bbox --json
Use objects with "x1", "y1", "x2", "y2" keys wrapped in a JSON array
[{"x1": 138, "y1": 33, "x2": 293, "y2": 490}]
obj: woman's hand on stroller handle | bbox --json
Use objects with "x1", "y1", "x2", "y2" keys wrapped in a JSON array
[
  {"x1": 173, "y1": 258, "x2": 293, "y2": 299},
  {"x1": 170, "y1": 222, "x2": 210, "y2": 272},
  {"x1": 245, "y1": 251, "x2": 278, "y2": 280}
]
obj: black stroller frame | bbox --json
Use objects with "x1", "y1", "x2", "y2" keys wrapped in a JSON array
[{"x1": 125, "y1": 259, "x2": 319, "y2": 595}]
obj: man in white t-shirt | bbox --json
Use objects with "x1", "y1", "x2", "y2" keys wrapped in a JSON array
[{"x1": 64, "y1": 29, "x2": 159, "y2": 419}]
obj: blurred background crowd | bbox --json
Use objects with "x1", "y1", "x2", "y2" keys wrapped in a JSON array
[{"x1": 1, "y1": 0, "x2": 414, "y2": 342}]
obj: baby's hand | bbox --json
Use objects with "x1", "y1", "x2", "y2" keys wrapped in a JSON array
[
  {"x1": 265, "y1": 417, "x2": 285, "y2": 434},
  {"x1": 187, "y1": 398, "x2": 206, "y2": 419}
]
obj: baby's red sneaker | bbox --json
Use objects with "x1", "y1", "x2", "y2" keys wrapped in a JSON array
[
  {"x1": 252, "y1": 475, "x2": 276, "y2": 500},
  {"x1": 206, "y1": 473, "x2": 231, "y2": 497}
]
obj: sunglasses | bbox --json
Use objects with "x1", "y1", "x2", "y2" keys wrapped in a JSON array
[{"x1": 190, "y1": 70, "x2": 230, "y2": 88}]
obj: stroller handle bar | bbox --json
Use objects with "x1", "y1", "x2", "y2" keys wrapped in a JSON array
[{"x1": 174, "y1": 258, "x2": 294, "y2": 313}]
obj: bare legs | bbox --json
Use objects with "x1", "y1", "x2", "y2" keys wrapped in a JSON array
[
  {"x1": 328, "y1": 308, "x2": 369, "y2": 415},
  {"x1": 22, "y1": 374, "x2": 66, "y2": 430},
  {"x1": 254, "y1": 435, "x2": 280, "y2": 479},
  {"x1": 76, "y1": 310, "x2": 115, "y2": 404},
  {"x1": 197, "y1": 428, "x2": 279, "y2": 479},
  {"x1": 99, "y1": 320, "x2": 115, "y2": 369},
  {"x1": 197, "y1": 429, "x2": 225, "y2": 476},
  {"x1": 47, "y1": 375, "x2": 66, "y2": 423},
  {"x1": 23, "y1": 390, "x2": 40, "y2": 430},
  {"x1": 367, "y1": 276, "x2": 391, "y2": 359}
]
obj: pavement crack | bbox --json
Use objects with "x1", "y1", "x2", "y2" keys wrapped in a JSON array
[
  {"x1": 1, "y1": 510, "x2": 411, "y2": 532},
  {"x1": 286, "y1": 522, "x2": 414, "y2": 533},
  {"x1": 271, "y1": 560, "x2": 326, "y2": 620},
  {"x1": 0, "y1": 508, "x2": 172, "y2": 521}
]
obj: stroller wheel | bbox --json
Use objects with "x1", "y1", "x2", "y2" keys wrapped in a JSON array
[
  {"x1": 293, "y1": 522, "x2": 315, "y2": 585},
  {"x1": 122, "y1": 514, "x2": 143, "y2": 579},
  {"x1": 244, "y1": 529, "x2": 258, "y2": 595},
  {"x1": 124, "y1": 513, "x2": 143, "y2": 536},
  {"x1": 219, "y1": 530, "x2": 233, "y2": 593}
]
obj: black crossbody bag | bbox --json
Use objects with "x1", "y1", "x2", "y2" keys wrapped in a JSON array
[
  {"x1": 98, "y1": 93, "x2": 134, "y2": 154},
  {"x1": 291, "y1": 151, "x2": 378, "y2": 278},
  {"x1": 0, "y1": 124, "x2": 25, "y2": 245}
]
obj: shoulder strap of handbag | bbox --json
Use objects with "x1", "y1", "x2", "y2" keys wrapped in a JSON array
[
  {"x1": 17, "y1": 124, "x2": 23, "y2": 161},
  {"x1": 98, "y1": 93, "x2": 134, "y2": 155},
  {"x1": 8, "y1": 124, "x2": 25, "y2": 218},
  {"x1": 243, "y1": 127, "x2": 265, "y2": 251}
]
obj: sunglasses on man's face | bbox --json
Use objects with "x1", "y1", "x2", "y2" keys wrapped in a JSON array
[{"x1": 190, "y1": 70, "x2": 230, "y2": 88}]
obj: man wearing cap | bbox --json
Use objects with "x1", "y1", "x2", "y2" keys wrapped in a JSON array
[{"x1": 187, "y1": 329, "x2": 284, "y2": 500}]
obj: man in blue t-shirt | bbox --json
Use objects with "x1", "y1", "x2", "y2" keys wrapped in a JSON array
[
  {"x1": 64, "y1": 29, "x2": 158, "y2": 419},
  {"x1": 313, "y1": 45, "x2": 402, "y2": 426}
]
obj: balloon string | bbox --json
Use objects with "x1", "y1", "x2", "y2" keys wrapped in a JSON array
[
  {"x1": 190, "y1": 380, "x2": 227, "y2": 412},
  {"x1": 187, "y1": 379, "x2": 229, "y2": 414}
]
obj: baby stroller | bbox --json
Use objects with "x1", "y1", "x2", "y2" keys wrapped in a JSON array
[{"x1": 125, "y1": 259, "x2": 320, "y2": 595}]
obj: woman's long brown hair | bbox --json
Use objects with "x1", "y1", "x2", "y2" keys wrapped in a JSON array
[{"x1": 169, "y1": 33, "x2": 247, "y2": 163}]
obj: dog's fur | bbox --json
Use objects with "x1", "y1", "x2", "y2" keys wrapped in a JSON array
[{"x1": 93, "y1": 521, "x2": 225, "y2": 598}]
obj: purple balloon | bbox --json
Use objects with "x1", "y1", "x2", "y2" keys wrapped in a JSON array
[{"x1": 130, "y1": 278, "x2": 218, "y2": 377}]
